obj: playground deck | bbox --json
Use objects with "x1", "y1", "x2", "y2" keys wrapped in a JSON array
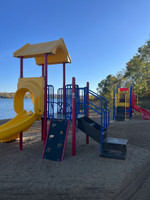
[{"x1": 0, "y1": 114, "x2": 150, "y2": 200}]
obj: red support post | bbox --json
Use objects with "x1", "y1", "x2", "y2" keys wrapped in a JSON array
[
  {"x1": 19, "y1": 132, "x2": 23, "y2": 150},
  {"x1": 43, "y1": 54, "x2": 48, "y2": 144},
  {"x1": 19, "y1": 56, "x2": 23, "y2": 150},
  {"x1": 86, "y1": 82, "x2": 89, "y2": 144},
  {"x1": 41, "y1": 117, "x2": 44, "y2": 141},
  {"x1": 20, "y1": 56, "x2": 23, "y2": 78},
  {"x1": 42, "y1": 64, "x2": 44, "y2": 77},
  {"x1": 41, "y1": 64, "x2": 44, "y2": 141},
  {"x1": 63, "y1": 63, "x2": 66, "y2": 115},
  {"x1": 72, "y1": 77, "x2": 76, "y2": 156}
]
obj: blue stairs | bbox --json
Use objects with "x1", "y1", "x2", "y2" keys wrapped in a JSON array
[{"x1": 42, "y1": 120, "x2": 70, "y2": 161}]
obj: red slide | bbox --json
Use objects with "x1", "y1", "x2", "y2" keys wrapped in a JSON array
[{"x1": 131, "y1": 92, "x2": 150, "y2": 120}]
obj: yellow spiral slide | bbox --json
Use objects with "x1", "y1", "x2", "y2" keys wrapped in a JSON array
[{"x1": 0, "y1": 77, "x2": 44, "y2": 142}]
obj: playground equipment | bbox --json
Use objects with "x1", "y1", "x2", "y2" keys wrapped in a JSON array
[
  {"x1": 0, "y1": 38, "x2": 128, "y2": 160},
  {"x1": 113, "y1": 85, "x2": 150, "y2": 120},
  {"x1": 0, "y1": 77, "x2": 44, "y2": 142}
]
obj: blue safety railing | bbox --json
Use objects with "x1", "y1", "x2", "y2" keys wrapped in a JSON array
[
  {"x1": 65, "y1": 84, "x2": 79, "y2": 121},
  {"x1": 82, "y1": 88, "x2": 110, "y2": 152},
  {"x1": 65, "y1": 85, "x2": 72, "y2": 120},
  {"x1": 57, "y1": 88, "x2": 63, "y2": 114},
  {"x1": 47, "y1": 85, "x2": 54, "y2": 119},
  {"x1": 47, "y1": 85, "x2": 110, "y2": 134},
  {"x1": 76, "y1": 87, "x2": 87, "y2": 116},
  {"x1": 84, "y1": 89, "x2": 110, "y2": 127}
]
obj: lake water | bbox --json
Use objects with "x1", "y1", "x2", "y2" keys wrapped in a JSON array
[{"x1": 0, "y1": 98, "x2": 57, "y2": 120}]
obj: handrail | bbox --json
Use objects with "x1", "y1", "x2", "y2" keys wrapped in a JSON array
[
  {"x1": 85, "y1": 88, "x2": 110, "y2": 129},
  {"x1": 86, "y1": 89, "x2": 108, "y2": 114},
  {"x1": 84, "y1": 102, "x2": 102, "y2": 115},
  {"x1": 85, "y1": 88, "x2": 107, "y2": 103},
  {"x1": 88, "y1": 101, "x2": 104, "y2": 112},
  {"x1": 86, "y1": 103, "x2": 109, "y2": 129},
  {"x1": 86, "y1": 90, "x2": 103, "y2": 103}
]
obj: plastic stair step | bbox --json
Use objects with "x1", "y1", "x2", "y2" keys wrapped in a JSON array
[
  {"x1": 101, "y1": 137, "x2": 128, "y2": 159},
  {"x1": 100, "y1": 149, "x2": 127, "y2": 160},
  {"x1": 103, "y1": 137, "x2": 128, "y2": 151}
]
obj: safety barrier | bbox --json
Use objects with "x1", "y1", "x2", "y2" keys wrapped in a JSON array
[
  {"x1": 47, "y1": 85, "x2": 54, "y2": 119},
  {"x1": 47, "y1": 85, "x2": 110, "y2": 128}
]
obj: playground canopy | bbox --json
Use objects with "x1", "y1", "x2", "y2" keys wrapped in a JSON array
[{"x1": 13, "y1": 38, "x2": 71, "y2": 65}]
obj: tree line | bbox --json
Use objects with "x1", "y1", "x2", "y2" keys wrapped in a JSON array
[
  {"x1": 0, "y1": 92, "x2": 32, "y2": 99},
  {"x1": 97, "y1": 38, "x2": 150, "y2": 107}
]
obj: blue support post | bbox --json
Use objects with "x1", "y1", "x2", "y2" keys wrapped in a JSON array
[
  {"x1": 84, "y1": 87, "x2": 87, "y2": 116},
  {"x1": 104, "y1": 111, "x2": 106, "y2": 129}
]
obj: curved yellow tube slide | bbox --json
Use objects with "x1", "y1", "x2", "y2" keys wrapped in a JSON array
[
  {"x1": 0, "y1": 110, "x2": 38, "y2": 142},
  {"x1": 0, "y1": 77, "x2": 44, "y2": 142}
]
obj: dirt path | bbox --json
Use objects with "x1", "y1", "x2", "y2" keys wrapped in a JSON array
[{"x1": 0, "y1": 117, "x2": 150, "y2": 200}]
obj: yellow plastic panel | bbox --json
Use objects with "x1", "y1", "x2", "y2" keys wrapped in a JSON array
[
  {"x1": 14, "y1": 77, "x2": 44, "y2": 115},
  {"x1": 117, "y1": 102, "x2": 130, "y2": 107},
  {"x1": 13, "y1": 38, "x2": 71, "y2": 65},
  {"x1": 35, "y1": 47, "x2": 71, "y2": 65}
]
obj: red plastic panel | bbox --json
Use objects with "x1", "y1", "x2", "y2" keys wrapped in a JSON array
[{"x1": 119, "y1": 88, "x2": 129, "y2": 92}]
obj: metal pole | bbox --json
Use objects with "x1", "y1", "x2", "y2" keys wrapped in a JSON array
[
  {"x1": 72, "y1": 77, "x2": 76, "y2": 156},
  {"x1": 86, "y1": 82, "x2": 89, "y2": 144},
  {"x1": 20, "y1": 56, "x2": 23, "y2": 78},
  {"x1": 41, "y1": 117, "x2": 44, "y2": 141},
  {"x1": 41, "y1": 64, "x2": 44, "y2": 141},
  {"x1": 129, "y1": 85, "x2": 132, "y2": 119},
  {"x1": 42, "y1": 64, "x2": 44, "y2": 77},
  {"x1": 19, "y1": 56, "x2": 23, "y2": 150},
  {"x1": 43, "y1": 54, "x2": 48, "y2": 144},
  {"x1": 63, "y1": 63, "x2": 66, "y2": 115}
]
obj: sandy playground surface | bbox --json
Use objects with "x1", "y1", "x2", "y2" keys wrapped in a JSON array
[{"x1": 0, "y1": 114, "x2": 150, "y2": 200}]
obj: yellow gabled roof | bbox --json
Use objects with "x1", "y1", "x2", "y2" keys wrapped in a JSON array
[{"x1": 13, "y1": 38, "x2": 71, "y2": 65}]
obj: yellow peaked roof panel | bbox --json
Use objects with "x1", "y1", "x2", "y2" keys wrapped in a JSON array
[{"x1": 13, "y1": 38, "x2": 71, "y2": 65}]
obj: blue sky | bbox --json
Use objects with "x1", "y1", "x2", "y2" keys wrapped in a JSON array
[{"x1": 0, "y1": 0, "x2": 150, "y2": 93}]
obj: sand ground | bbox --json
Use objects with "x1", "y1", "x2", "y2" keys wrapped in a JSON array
[{"x1": 0, "y1": 114, "x2": 150, "y2": 200}]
